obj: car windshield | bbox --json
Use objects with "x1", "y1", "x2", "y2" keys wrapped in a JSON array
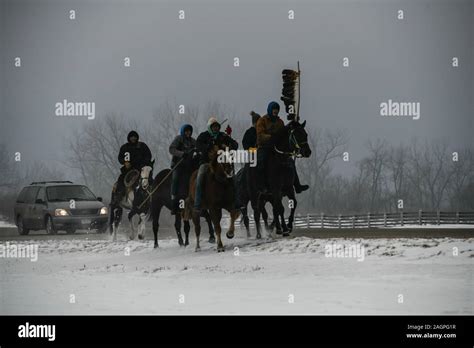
[{"x1": 46, "y1": 185, "x2": 96, "y2": 202}]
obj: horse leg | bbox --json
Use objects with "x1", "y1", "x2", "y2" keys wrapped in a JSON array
[
  {"x1": 183, "y1": 218, "x2": 190, "y2": 246},
  {"x1": 277, "y1": 195, "x2": 289, "y2": 235},
  {"x1": 174, "y1": 213, "x2": 184, "y2": 246},
  {"x1": 108, "y1": 203, "x2": 115, "y2": 234},
  {"x1": 152, "y1": 205, "x2": 162, "y2": 248},
  {"x1": 251, "y1": 198, "x2": 261, "y2": 239},
  {"x1": 192, "y1": 212, "x2": 202, "y2": 252},
  {"x1": 203, "y1": 210, "x2": 215, "y2": 243},
  {"x1": 128, "y1": 210, "x2": 137, "y2": 240},
  {"x1": 137, "y1": 213, "x2": 147, "y2": 240},
  {"x1": 287, "y1": 193, "x2": 297, "y2": 233},
  {"x1": 262, "y1": 204, "x2": 271, "y2": 232},
  {"x1": 226, "y1": 209, "x2": 240, "y2": 239},
  {"x1": 279, "y1": 199, "x2": 289, "y2": 235},
  {"x1": 271, "y1": 191, "x2": 283, "y2": 235},
  {"x1": 113, "y1": 207, "x2": 122, "y2": 242},
  {"x1": 210, "y1": 208, "x2": 224, "y2": 252},
  {"x1": 241, "y1": 205, "x2": 251, "y2": 238}
]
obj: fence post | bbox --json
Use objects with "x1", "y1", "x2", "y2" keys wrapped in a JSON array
[
  {"x1": 367, "y1": 212, "x2": 371, "y2": 228},
  {"x1": 321, "y1": 212, "x2": 324, "y2": 228},
  {"x1": 400, "y1": 211, "x2": 404, "y2": 226},
  {"x1": 456, "y1": 211, "x2": 459, "y2": 224},
  {"x1": 384, "y1": 212, "x2": 387, "y2": 227},
  {"x1": 307, "y1": 213, "x2": 310, "y2": 228},
  {"x1": 418, "y1": 209, "x2": 422, "y2": 225},
  {"x1": 338, "y1": 214, "x2": 341, "y2": 228},
  {"x1": 437, "y1": 210, "x2": 440, "y2": 225}
]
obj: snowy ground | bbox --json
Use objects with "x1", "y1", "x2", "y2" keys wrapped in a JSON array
[{"x1": 1, "y1": 232, "x2": 472, "y2": 315}]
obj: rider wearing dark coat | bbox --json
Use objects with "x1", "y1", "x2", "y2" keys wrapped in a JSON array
[
  {"x1": 169, "y1": 124, "x2": 197, "y2": 214},
  {"x1": 256, "y1": 102, "x2": 308, "y2": 193},
  {"x1": 113, "y1": 130, "x2": 153, "y2": 204},
  {"x1": 194, "y1": 117, "x2": 238, "y2": 212},
  {"x1": 242, "y1": 111, "x2": 260, "y2": 150}
]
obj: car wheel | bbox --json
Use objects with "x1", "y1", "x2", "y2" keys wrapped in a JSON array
[
  {"x1": 66, "y1": 228, "x2": 76, "y2": 234},
  {"x1": 45, "y1": 215, "x2": 57, "y2": 235},
  {"x1": 17, "y1": 216, "x2": 30, "y2": 236}
]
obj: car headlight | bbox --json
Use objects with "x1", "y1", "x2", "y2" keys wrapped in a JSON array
[
  {"x1": 55, "y1": 208, "x2": 69, "y2": 216},
  {"x1": 99, "y1": 207, "x2": 108, "y2": 215}
]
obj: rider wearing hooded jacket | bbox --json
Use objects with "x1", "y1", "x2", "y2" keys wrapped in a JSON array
[
  {"x1": 193, "y1": 117, "x2": 238, "y2": 213},
  {"x1": 256, "y1": 101, "x2": 309, "y2": 193},
  {"x1": 169, "y1": 124, "x2": 196, "y2": 214},
  {"x1": 113, "y1": 130, "x2": 153, "y2": 204}
]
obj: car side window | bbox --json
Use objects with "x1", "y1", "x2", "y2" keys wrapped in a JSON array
[
  {"x1": 36, "y1": 187, "x2": 46, "y2": 203},
  {"x1": 24, "y1": 187, "x2": 40, "y2": 204},
  {"x1": 16, "y1": 188, "x2": 28, "y2": 203}
]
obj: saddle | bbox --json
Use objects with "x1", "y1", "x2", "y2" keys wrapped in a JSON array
[
  {"x1": 124, "y1": 169, "x2": 140, "y2": 188},
  {"x1": 111, "y1": 169, "x2": 140, "y2": 202}
]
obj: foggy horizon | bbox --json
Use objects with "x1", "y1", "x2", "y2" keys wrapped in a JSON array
[{"x1": 1, "y1": 0, "x2": 473, "y2": 178}]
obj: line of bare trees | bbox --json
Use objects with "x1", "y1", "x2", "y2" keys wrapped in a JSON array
[
  {"x1": 298, "y1": 138, "x2": 474, "y2": 214},
  {"x1": 0, "y1": 143, "x2": 66, "y2": 220}
]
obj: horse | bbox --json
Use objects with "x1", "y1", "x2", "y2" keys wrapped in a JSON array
[
  {"x1": 149, "y1": 167, "x2": 215, "y2": 249},
  {"x1": 109, "y1": 164, "x2": 154, "y2": 242},
  {"x1": 235, "y1": 166, "x2": 270, "y2": 238},
  {"x1": 185, "y1": 145, "x2": 241, "y2": 252},
  {"x1": 246, "y1": 120, "x2": 311, "y2": 237}
]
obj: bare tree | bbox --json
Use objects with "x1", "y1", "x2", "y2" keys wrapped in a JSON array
[
  {"x1": 64, "y1": 113, "x2": 142, "y2": 198},
  {"x1": 446, "y1": 147, "x2": 474, "y2": 210},
  {"x1": 359, "y1": 139, "x2": 389, "y2": 212},
  {"x1": 0, "y1": 143, "x2": 22, "y2": 189},
  {"x1": 297, "y1": 128, "x2": 348, "y2": 210},
  {"x1": 386, "y1": 144, "x2": 409, "y2": 211}
]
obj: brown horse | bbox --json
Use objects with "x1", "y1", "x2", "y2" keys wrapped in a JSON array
[{"x1": 185, "y1": 145, "x2": 240, "y2": 252}]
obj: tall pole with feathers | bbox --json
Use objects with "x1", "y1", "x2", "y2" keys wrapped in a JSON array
[{"x1": 281, "y1": 61, "x2": 301, "y2": 122}]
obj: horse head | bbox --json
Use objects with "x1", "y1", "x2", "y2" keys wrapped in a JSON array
[
  {"x1": 209, "y1": 144, "x2": 235, "y2": 180},
  {"x1": 287, "y1": 120, "x2": 312, "y2": 158},
  {"x1": 140, "y1": 165, "x2": 153, "y2": 190}
]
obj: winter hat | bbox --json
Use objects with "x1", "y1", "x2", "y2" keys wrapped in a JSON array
[
  {"x1": 267, "y1": 101, "x2": 280, "y2": 122},
  {"x1": 207, "y1": 117, "x2": 221, "y2": 138},
  {"x1": 127, "y1": 130, "x2": 139, "y2": 142},
  {"x1": 180, "y1": 124, "x2": 193, "y2": 137},
  {"x1": 250, "y1": 111, "x2": 261, "y2": 125}
]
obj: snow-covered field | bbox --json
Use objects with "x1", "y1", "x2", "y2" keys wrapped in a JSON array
[{"x1": 1, "y1": 233, "x2": 472, "y2": 315}]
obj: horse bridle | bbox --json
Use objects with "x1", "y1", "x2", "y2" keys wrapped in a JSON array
[{"x1": 274, "y1": 129, "x2": 307, "y2": 158}]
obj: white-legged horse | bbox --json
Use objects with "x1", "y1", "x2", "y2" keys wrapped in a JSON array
[{"x1": 109, "y1": 165, "x2": 153, "y2": 242}]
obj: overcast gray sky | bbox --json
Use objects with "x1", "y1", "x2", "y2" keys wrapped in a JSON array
[{"x1": 1, "y1": 0, "x2": 472, "y2": 175}]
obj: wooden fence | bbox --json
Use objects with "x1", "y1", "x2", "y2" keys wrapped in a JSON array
[{"x1": 239, "y1": 211, "x2": 474, "y2": 229}]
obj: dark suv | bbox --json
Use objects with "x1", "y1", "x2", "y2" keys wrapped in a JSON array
[{"x1": 14, "y1": 181, "x2": 108, "y2": 235}]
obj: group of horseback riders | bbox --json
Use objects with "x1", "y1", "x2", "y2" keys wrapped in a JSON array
[{"x1": 111, "y1": 101, "x2": 309, "y2": 217}]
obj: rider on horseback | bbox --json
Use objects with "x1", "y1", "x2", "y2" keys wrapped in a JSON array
[
  {"x1": 256, "y1": 101, "x2": 309, "y2": 193},
  {"x1": 242, "y1": 111, "x2": 261, "y2": 150},
  {"x1": 112, "y1": 130, "x2": 153, "y2": 205},
  {"x1": 193, "y1": 117, "x2": 238, "y2": 214},
  {"x1": 169, "y1": 124, "x2": 197, "y2": 215}
]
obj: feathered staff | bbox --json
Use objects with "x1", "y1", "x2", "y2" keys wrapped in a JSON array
[{"x1": 281, "y1": 61, "x2": 301, "y2": 121}]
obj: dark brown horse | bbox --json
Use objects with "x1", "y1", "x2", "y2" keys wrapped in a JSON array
[
  {"x1": 244, "y1": 120, "x2": 311, "y2": 237},
  {"x1": 149, "y1": 168, "x2": 215, "y2": 248},
  {"x1": 185, "y1": 145, "x2": 240, "y2": 252},
  {"x1": 235, "y1": 166, "x2": 270, "y2": 238}
]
